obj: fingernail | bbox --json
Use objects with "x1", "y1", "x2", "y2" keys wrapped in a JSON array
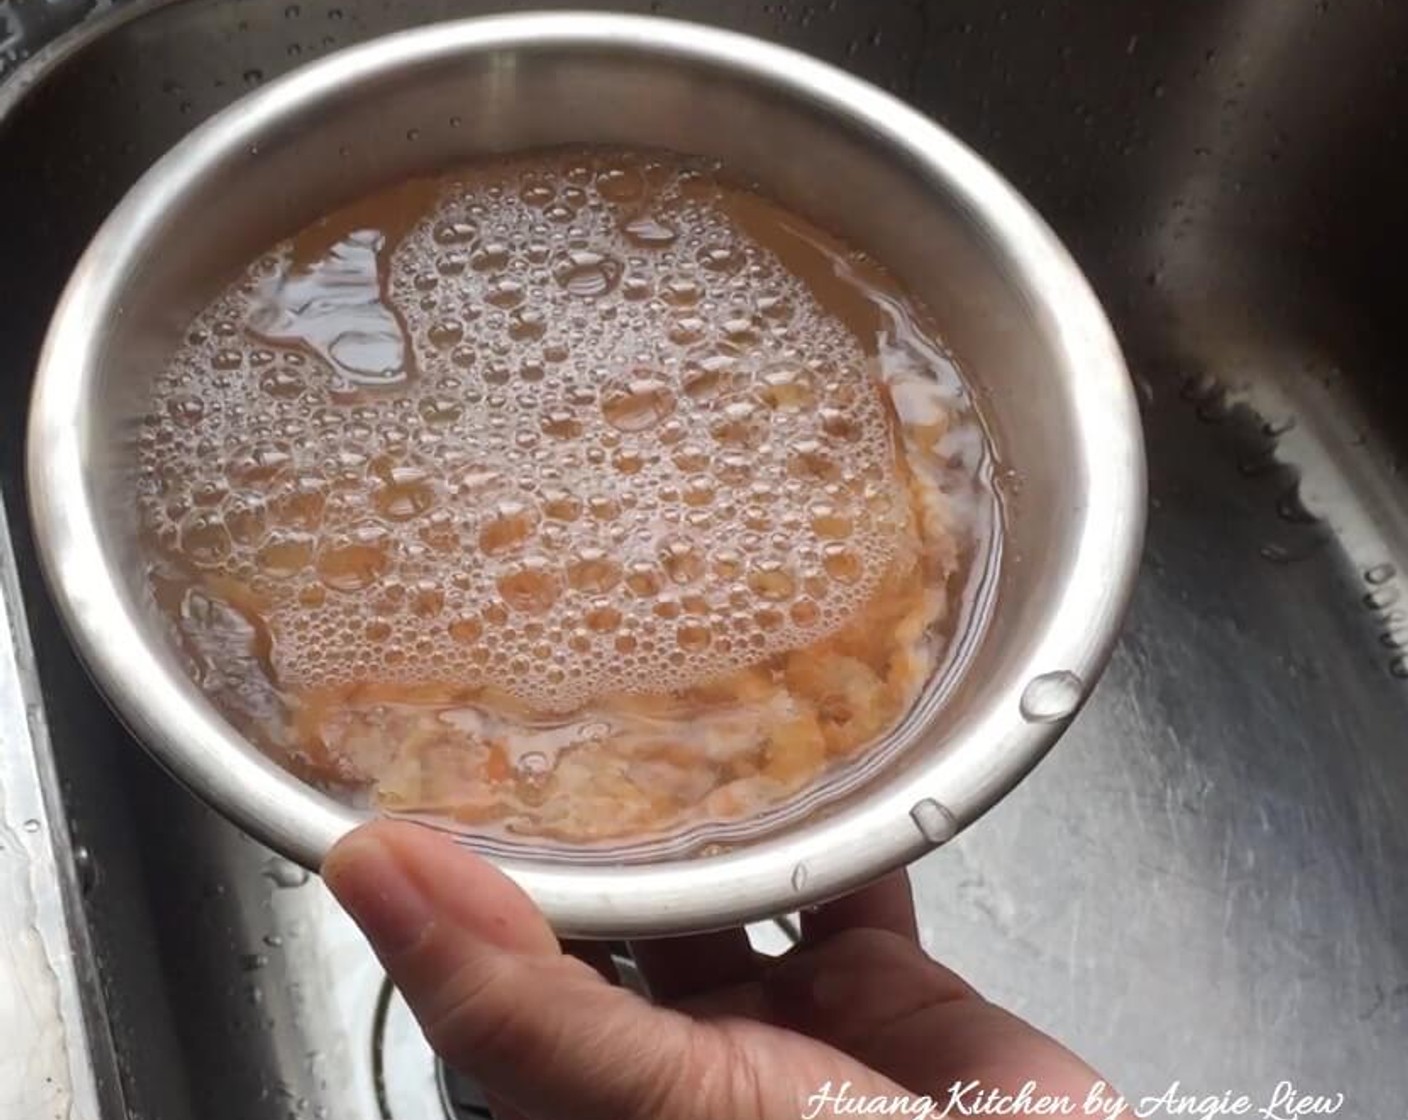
[{"x1": 324, "y1": 832, "x2": 434, "y2": 957}]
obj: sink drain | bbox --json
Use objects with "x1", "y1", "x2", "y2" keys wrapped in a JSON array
[
  {"x1": 371, "y1": 974, "x2": 493, "y2": 1118},
  {"x1": 370, "y1": 977, "x2": 461, "y2": 1120}
]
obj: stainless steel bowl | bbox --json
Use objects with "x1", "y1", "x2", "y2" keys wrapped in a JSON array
[{"x1": 26, "y1": 11, "x2": 1144, "y2": 937}]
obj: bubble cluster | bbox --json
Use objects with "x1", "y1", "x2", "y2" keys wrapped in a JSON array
[{"x1": 139, "y1": 149, "x2": 919, "y2": 712}]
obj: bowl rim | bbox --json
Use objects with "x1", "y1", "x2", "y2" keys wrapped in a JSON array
[{"x1": 25, "y1": 10, "x2": 1145, "y2": 937}]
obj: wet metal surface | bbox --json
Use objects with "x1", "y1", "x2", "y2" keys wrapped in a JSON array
[
  {"x1": 0, "y1": 502, "x2": 112, "y2": 1120},
  {"x1": 3, "y1": 0, "x2": 1407, "y2": 1115}
]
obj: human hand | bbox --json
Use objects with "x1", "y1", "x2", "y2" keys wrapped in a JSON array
[{"x1": 324, "y1": 820, "x2": 1118, "y2": 1120}]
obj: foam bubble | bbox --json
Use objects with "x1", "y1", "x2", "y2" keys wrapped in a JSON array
[{"x1": 142, "y1": 149, "x2": 923, "y2": 711}]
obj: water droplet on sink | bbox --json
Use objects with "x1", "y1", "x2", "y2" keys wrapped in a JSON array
[
  {"x1": 1236, "y1": 449, "x2": 1280, "y2": 478},
  {"x1": 1259, "y1": 540, "x2": 1322, "y2": 565},
  {"x1": 909, "y1": 798, "x2": 956, "y2": 843},
  {"x1": 1019, "y1": 670, "x2": 1084, "y2": 722},
  {"x1": 1180, "y1": 371, "x2": 1220, "y2": 402},
  {"x1": 1390, "y1": 654, "x2": 1408, "y2": 680},
  {"x1": 22, "y1": 819, "x2": 40, "y2": 834},
  {"x1": 263, "y1": 857, "x2": 310, "y2": 889},
  {"x1": 790, "y1": 863, "x2": 809, "y2": 891},
  {"x1": 1365, "y1": 586, "x2": 1401, "y2": 610},
  {"x1": 74, "y1": 846, "x2": 97, "y2": 895},
  {"x1": 1365, "y1": 563, "x2": 1396, "y2": 585},
  {"x1": 1275, "y1": 486, "x2": 1319, "y2": 525},
  {"x1": 240, "y1": 952, "x2": 268, "y2": 972}
]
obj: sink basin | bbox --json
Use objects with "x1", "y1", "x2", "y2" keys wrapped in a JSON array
[{"x1": 2, "y1": 0, "x2": 1405, "y2": 1116}]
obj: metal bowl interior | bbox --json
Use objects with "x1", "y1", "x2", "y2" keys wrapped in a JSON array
[{"x1": 26, "y1": 12, "x2": 1143, "y2": 937}]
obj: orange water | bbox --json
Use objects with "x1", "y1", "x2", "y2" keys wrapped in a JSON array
[{"x1": 137, "y1": 147, "x2": 995, "y2": 847}]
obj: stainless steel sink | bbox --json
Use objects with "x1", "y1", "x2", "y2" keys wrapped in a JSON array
[{"x1": 2, "y1": 0, "x2": 1406, "y2": 1117}]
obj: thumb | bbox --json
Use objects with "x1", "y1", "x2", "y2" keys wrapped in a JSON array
[{"x1": 322, "y1": 820, "x2": 712, "y2": 1120}]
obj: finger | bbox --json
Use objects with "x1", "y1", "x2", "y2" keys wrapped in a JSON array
[
  {"x1": 767, "y1": 926, "x2": 1101, "y2": 1101},
  {"x1": 674, "y1": 977, "x2": 772, "y2": 1022},
  {"x1": 324, "y1": 821, "x2": 717, "y2": 1120},
  {"x1": 767, "y1": 926, "x2": 977, "y2": 1046},
  {"x1": 325, "y1": 820, "x2": 559, "y2": 958},
  {"x1": 801, "y1": 869, "x2": 917, "y2": 944},
  {"x1": 563, "y1": 939, "x2": 621, "y2": 984},
  {"x1": 628, "y1": 928, "x2": 759, "y2": 1003}
]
